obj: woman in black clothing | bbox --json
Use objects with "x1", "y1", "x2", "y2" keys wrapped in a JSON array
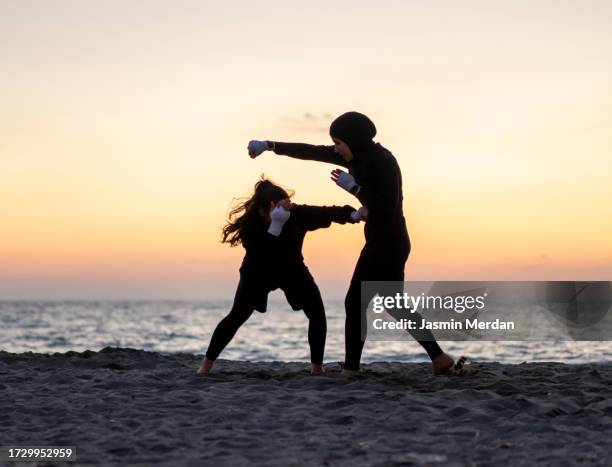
[
  {"x1": 198, "y1": 178, "x2": 363, "y2": 375},
  {"x1": 248, "y1": 111, "x2": 455, "y2": 376}
]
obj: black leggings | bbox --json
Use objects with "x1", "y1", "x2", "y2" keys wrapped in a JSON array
[
  {"x1": 205, "y1": 280, "x2": 327, "y2": 365},
  {"x1": 343, "y1": 244, "x2": 443, "y2": 371}
]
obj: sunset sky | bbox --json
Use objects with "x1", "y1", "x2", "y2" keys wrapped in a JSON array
[{"x1": 1, "y1": 0, "x2": 611, "y2": 299}]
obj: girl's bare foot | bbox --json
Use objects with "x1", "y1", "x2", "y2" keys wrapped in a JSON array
[
  {"x1": 197, "y1": 357, "x2": 214, "y2": 375},
  {"x1": 432, "y1": 352, "x2": 455, "y2": 375},
  {"x1": 310, "y1": 363, "x2": 324, "y2": 375}
]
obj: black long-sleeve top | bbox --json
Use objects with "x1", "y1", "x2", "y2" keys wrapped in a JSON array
[
  {"x1": 240, "y1": 204, "x2": 356, "y2": 277},
  {"x1": 272, "y1": 142, "x2": 407, "y2": 247}
]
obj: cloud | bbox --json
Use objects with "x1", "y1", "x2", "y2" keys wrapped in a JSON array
[{"x1": 281, "y1": 112, "x2": 334, "y2": 133}]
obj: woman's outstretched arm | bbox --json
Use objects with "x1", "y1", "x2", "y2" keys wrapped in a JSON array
[
  {"x1": 272, "y1": 142, "x2": 350, "y2": 168},
  {"x1": 248, "y1": 139, "x2": 349, "y2": 167}
]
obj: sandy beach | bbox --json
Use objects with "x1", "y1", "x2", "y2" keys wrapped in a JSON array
[{"x1": 1, "y1": 347, "x2": 611, "y2": 466}]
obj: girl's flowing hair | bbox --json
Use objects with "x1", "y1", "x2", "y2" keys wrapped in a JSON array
[{"x1": 221, "y1": 176, "x2": 293, "y2": 247}]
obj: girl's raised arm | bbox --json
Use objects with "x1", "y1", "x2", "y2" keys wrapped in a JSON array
[{"x1": 291, "y1": 204, "x2": 357, "y2": 232}]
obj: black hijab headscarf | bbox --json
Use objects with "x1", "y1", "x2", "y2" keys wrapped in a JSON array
[{"x1": 329, "y1": 111, "x2": 378, "y2": 162}]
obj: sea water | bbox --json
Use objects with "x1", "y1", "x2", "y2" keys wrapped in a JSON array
[{"x1": 1, "y1": 300, "x2": 611, "y2": 363}]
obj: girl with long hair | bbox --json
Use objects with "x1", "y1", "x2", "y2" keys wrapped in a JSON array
[{"x1": 197, "y1": 177, "x2": 365, "y2": 375}]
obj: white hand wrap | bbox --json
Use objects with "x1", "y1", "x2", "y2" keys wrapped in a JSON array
[
  {"x1": 350, "y1": 206, "x2": 369, "y2": 222},
  {"x1": 248, "y1": 140, "x2": 270, "y2": 157},
  {"x1": 335, "y1": 170, "x2": 361, "y2": 195},
  {"x1": 267, "y1": 206, "x2": 290, "y2": 236}
]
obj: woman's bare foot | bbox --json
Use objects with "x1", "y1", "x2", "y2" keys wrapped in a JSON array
[
  {"x1": 311, "y1": 363, "x2": 324, "y2": 375},
  {"x1": 341, "y1": 368, "x2": 358, "y2": 377},
  {"x1": 196, "y1": 357, "x2": 214, "y2": 375},
  {"x1": 432, "y1": 352, "x2": 455, "y2": 375}
]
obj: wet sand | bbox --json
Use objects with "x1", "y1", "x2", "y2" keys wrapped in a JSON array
[{"x1": 1, "y1": 347, "x2": 611, "y2": 466}]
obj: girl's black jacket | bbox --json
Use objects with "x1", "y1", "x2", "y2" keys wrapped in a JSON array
[{"x1": 238, "y1": 204, "x2": 356, "y2": 312}]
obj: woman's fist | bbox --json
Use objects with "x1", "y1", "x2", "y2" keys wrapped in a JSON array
[{"x1": 248, "y1": 140, "x2": 271, "y2": 158}]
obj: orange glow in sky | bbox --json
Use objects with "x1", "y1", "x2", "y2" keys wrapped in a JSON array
[{"x1": 1, "y1": 1, "x2": 611, "y2": 299}]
